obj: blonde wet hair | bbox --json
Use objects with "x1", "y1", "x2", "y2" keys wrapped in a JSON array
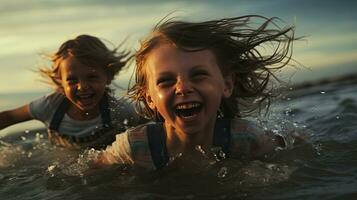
[
  {"x1": 40, "y1": 34, "x2": 131, "y2": 92},
  {"x1": 129, "y1": 15, "x2": 296, "y2": 119}
]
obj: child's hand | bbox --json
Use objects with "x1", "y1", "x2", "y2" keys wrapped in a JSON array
[{"x1": 271, "y1": 130, "x2": 308, "y2": 150}]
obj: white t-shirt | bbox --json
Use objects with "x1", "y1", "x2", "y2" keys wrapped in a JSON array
[{"x1": 29, "y1": 92, "x2": 140, "y2": 137}]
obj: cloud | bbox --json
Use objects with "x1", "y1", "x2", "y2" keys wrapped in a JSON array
[
  {"x1": 294, "y1": 32, "x2": 357, "y2": 68},
  {"x1": 294, "y1": 51, "x2": 357, "y2": 68}
]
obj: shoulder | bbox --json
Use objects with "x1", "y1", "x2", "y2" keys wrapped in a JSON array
[
  {"x1": 29, "y1": 92, "x2": 64, "y2": 109},
  {"x1": 124, "y1": 123, "x2": 156, "y2": 168},
  {"x1": 126, "y1": 123, "x2": 149, "y2": 144},
  {"x1": 229, "y1": 118, "x2": 265, "y2": 158},
  {"x1": 231, "y1": 119, "x2": 265, "y2": 141},
  {"x1": 230, "y1": 118, "x2": 264, "y2": 137},
  {"x1": 28, "y1": 92, "x2": 65, "y2": 120},
  {"x1": 110, "y1": 124, "x2": 149, "y2": 148}
]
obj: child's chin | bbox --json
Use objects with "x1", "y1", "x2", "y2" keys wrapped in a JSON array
[
  {"x1": 179, "y1": 125, "x2": 202, "y2": 135},
  {"x1": 79, "y1": 105, "x2": 96, "y2": 112}
]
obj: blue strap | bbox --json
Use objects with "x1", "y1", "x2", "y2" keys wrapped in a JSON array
[
  {"x1": 212, "y1": 119, "x2": 231, "y2": 157},
  {"x1": 146, "y1": 119, "x2": 231, "y2": 170},
  {"x1": 49, "y1": 97, "x2": 70, "y2": 131},
  {"x1": 49, "y1": 94, "x2": 112, "y2": 143},
  {"x1": 146, "y1": 123, "x2": 169, "y2": 170},
  {"x1": 99, "y1": 94, "x2": 112, "y2": 128}
]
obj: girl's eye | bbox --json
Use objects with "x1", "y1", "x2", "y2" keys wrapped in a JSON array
[
  {"x1": 157, "y1": 77, "x2": 175, "y2": 87},
  {"x1": 66, "y1": 78, "x2": 78, "y2": 84},
  {"x1": 88, "y1": 75, "x2": 99, "y2": 81},
  {"x1": 191, "y1": 70, "x2": 209, "y2": 80}
]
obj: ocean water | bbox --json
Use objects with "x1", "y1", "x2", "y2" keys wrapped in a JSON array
[{"x1": 0, "y1": 78, "x2": 357, "y2": 200}]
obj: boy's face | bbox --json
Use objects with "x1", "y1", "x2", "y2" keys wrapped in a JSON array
[
  {"x1": 145, "y1": 44, "x2": 233, "y2": 135},
  {"x1": 59, "y1": 56, "x2": 109, "y2": 114}
]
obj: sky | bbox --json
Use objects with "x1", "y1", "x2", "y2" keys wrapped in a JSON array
[{"x1": 0, "y1": 0, "x2": 357, "y2": 94}]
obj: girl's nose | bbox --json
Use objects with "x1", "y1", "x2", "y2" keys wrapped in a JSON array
[
  {"x1": 77, "y1": 80, "x2": 89, "y2": 91},
  {"x1": 175, "y1": 79, "x2": 193, "y2": 96}
]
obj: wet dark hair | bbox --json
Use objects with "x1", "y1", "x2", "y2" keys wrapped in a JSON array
[
  {"x1": 128, "y1": 15, "x2": 296, "y2": 119},
  {"x1": 39, "y1": 34, "x2": 131, "y2": 92}
]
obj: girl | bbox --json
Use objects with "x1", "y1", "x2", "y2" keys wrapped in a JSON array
[
  {"x1": 95, "y1": 15, "x2": 297, "y2": 170},
  {"x1": 0, "y1": 35, "x2": 143, "y2": 149}
]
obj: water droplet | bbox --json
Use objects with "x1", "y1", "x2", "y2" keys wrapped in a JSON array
[
  {"x1": 266, "y1": 163, "x2": 277, "y2": 170},
  {"x1": 27, "y1": 152, "x2": 32, "y2": 158},
  {"x1": 217, "y1": 167, "x2": 228, "y2": 178},
  {"x1": 195, "y1": 145, "x2": 206, "y2": 155},
  {"x1": 169, "y1": 152, "x2": 183, "y2": 162},
  {"x1": 48, "y1": 165, "x2": 56, "y2": 172},
  {"x1": 35, "y1": 133, "x2": 41, "y2": 142},
  {"x1": 336, "y1": 115, "x2": 340, "y2": 119},
  {"x1": 123, "y1": 119, "x2": 128, "y2": 125},
  {"x1": 82, "y1": 178, "x2": 88, "y2": 185},
  {"x1": 272, "y1": 129, "x2": 279, "y2": 134},
  {"x1": 20, "y1": 136, "x2": 26, "y2": 141},
  {"x1": 24, "y1": 130, "x2": 30, "y2": 134},
  {"x1": 320, "y1": 91, "x2": 325, "y2": 94},
  {"x1": 218, "y1": 150, "x2": 226, "y2": 159},
  {"x1": 313, "y1": 143, "x2": 322, "y2": 155}
]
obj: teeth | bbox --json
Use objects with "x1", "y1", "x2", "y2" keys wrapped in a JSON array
[{"x1": 176, "y1": 103, "x2": 200, "y2": 110}]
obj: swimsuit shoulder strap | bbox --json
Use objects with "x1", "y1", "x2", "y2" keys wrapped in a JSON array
[
  {"x1": 146, "y1": 119, "x2": 231, "y2": 169},
  {"x1": 49, "y1": 97, "x2": 70, "y2": 131},
  {"x1": 49, "y1": 95, "x2": 112, "y2": 132},
  {"x1": 212, "y1": 118, "x2": 231, "y2": 157},
  {"x1": 146, "y1": 122, "x2": 169, "y2": 170},
  {"x1": 99, "y1": 93, "x2": 112, "y2": 128}
]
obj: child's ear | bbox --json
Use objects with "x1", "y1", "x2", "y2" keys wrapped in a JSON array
[
  {"x1": 223, "y1": 74, "x2": 234, "y2": 98},
  {"x1": 145, "y1": 93, "x2": 156, "y2": 110}
]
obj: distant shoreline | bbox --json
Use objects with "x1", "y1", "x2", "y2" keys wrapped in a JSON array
[{"x1": 291, "y1": 72, "x2": 357, "y2": 91}]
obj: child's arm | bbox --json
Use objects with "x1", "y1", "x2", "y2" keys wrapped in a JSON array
[
  {"x1": 92, "y1": 131, "x2": 134, "y2": 167},
  {"x1": 0, "y1": 105, "x2": 33, "y2": 130},
  {"x1": 230, "y1": 119, "x2": 306, "y2": 159}
]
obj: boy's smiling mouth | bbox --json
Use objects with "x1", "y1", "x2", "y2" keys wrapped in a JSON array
[{"x1": 174, "y1": 102, "x2": 202, "y2": 119}]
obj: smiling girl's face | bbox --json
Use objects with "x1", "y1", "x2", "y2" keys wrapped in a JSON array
[
  {"x1": 145, "y1": 43, "x2": 233, "y2": 136},
  {"x1": 59, "y1": 55, "x2": 109, "y2": 116}
]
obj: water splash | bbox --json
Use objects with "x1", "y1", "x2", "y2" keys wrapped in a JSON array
[
  {"x1": 238, "y1": 160, "x2": 294, "y2": 187},
  {"x1": 195, "y1": 145, "x2": 206, "y2": 157},
  {"x1": 210, "y1": 147, "x2": 226, "y2": 162},
  {"x1": 0, "y1": 141, "x2": 23, "y2": 168},
  {"x1": 217, "y1": 166, "x2": 228, "y2": 178}
]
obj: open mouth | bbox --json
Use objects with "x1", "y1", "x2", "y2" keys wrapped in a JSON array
[
  {"x1": 175, "y1": 102, "x2": 202, "y2": 118},
  {"x1": 77, "y1": 93, "x2": 96, "y2": 106},
  {"x1": 77, "y1": 93, "x2": 95, "y2": 100}
]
